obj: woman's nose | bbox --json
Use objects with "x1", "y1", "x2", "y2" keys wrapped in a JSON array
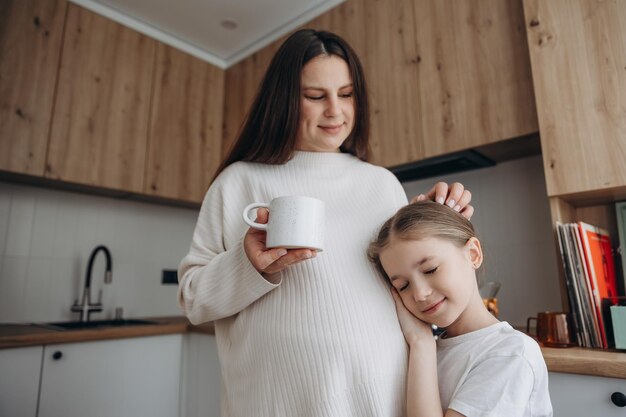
[{"x1": 324, "y1": 96, "x2": 341, "y2": 117}]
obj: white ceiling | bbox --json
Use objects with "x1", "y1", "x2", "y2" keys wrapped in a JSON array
[{"x1": 70, "y1": 0, "x2": 345, "y2": 69}]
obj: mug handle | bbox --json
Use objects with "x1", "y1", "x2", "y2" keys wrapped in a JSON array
[
  {"x1": 526, "y1": 317, "x2": 537, "y2": 336},
  {"x1": 242, "y1": 203, "x2": 270, "y2": 230}
]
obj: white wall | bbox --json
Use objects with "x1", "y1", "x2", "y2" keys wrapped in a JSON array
[
  {"x1": 402, "y1": 155, "x2": 562, "y2": 327},
  {"x1": 0, "y1": 182, "x2": 199, "y2": 323}
]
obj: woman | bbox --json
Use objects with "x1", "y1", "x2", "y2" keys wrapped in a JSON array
[{"x1": 178, "y1": 29, "x2": 473, "y2": 417}]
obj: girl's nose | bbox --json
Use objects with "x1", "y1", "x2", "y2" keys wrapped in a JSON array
[{"x1": 412, "y1": 281, "x2": 433, "y2": 302}]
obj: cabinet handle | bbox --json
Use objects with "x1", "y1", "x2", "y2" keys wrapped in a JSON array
[
  {"x1": 611, "y1": 392, "x2": 626, "y2": 407},
  {"x1": 52, "y1": 351, "x2": 63, "y2": 361}
]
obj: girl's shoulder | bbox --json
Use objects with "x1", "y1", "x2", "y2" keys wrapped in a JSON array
[{"x1": 487, "y1": 323, "x2": 544, "y2": 363}]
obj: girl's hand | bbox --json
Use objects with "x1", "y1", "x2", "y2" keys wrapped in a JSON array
[
  {"x1": 243, "y1": 208, "x2": 316, "y2": 280},
  {"x1": 391, "y1": 288, "x2": 435, "y2": 347},
  {"x1": 411, "y1": 181, "x2": 474, "y2": 220}
]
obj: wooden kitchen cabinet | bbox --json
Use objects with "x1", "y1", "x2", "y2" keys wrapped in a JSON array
[
  {"x1": 46, "y1": 3, "x2": 156, "y2": 193},
  {"x1": 0, "y1": 345, "x2": 43, "y2": 417},
  {"x1": 523, "y1": 0, "x2": 626, "y2": 198},
  {"x1": 38, "y1": 334, "x2": 182, "y2": 417},
  {"x1": 222, "y1": 0, "x2": 538, "y2": 168},
  {"x1": 0, "y1": 0, "x2": 66, "y2": 176},
  {"x1": 145, "y1": 44, "x2": 225, "y2": 203},
  {"x1": 549, "y1": 372, "x2": 626, "y2": 417}
]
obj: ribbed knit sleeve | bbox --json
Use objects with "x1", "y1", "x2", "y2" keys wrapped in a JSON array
[{"x1": 177, "y1": 174, "x2": 279, "y2": 325}]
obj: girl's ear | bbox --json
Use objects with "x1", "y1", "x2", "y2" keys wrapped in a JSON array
[{"x1": 465, "y1": 237, "x2": 483, "y2": 269}]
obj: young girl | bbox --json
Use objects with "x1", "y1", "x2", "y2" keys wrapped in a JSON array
[{"x1": 368, "y1": 201, "x2": 552, "y2": 417}]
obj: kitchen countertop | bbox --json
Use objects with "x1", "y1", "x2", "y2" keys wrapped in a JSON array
[
  {"x1": 1, "y1": 317, "x2": 623, "y2": 379},
  {"x1": 0, "y1": 316, "x2": 214, "y2": 349}
]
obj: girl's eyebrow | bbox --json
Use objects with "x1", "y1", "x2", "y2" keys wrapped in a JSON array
[{"x1": 389, "y1": 256, "x2": 435, "y2": 281}]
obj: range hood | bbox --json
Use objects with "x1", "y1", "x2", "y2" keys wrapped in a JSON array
[
  {"x1": 389, "y1": 134, "x2": 541, "y2": 183},
  {"x1": 390, "y1": 150, "x2": 495, "y2": 182}
]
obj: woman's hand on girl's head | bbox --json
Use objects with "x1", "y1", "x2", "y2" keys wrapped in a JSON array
[
  {"x1": 243, "y1": 208, "x2": 317, "y2": 281},
  {"x1": 390, "y1": 288, "x2": 436, "y2": 348},
  {"x1": 411, "y1": 182, "x2": 474, "y2": 220}
]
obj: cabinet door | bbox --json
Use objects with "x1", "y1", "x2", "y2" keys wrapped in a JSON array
[
  {"x1": 0, "y1": 345, "x2": 43, "y2": 417},
  {"x1": 145, "y1": 44, "x2": 224, "y2": 203},
  {"x1": 0, "y1": 0, "x2": 66, "y2": 176},
  {"x1": 411, "y1": 0, "x2": 537, "y2": 161},
  {"x1": 523, "y1": 0, "x2": 626, "y2": 196},
  {"x1": 46, "y1": 4, "x2": 155, "y2": 193},
  {"x1": 38, "y1": 334, "x2": 182, "y2": 417},
  {"x1": 549, "y1": 372, "x2": 626, "y2": 417}
]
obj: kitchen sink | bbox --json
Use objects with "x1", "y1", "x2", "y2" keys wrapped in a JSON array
[{"x1": 37, "y1": 318, "x2": 159, "y2": 331}]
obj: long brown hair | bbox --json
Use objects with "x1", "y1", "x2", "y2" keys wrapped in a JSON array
[
  {"x1": 213, "y1": 29, "x2": 370, "y2": 181},
  {"x1": 367, "y1": 201, "x2": 477, "y2": 280}
]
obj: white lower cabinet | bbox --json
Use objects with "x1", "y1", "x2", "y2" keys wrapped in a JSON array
[
  {"x1": 549, "y1": 372, "x2": 626, "y2": 417},
  {"x1": 0, "y1": 345, "x2": 43, "y2": 417},
  {"x1": 38, "y1": 334, "x2": 182, "y2": 417}
]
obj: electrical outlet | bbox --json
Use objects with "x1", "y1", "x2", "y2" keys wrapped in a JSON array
[{"x1": 161, "y1": 269, "x2": 178, "y2": 285}]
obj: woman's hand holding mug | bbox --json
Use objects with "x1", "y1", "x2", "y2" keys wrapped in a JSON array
[{"x1": 243, "y1": 196, "x2": 324, "y2": 280}]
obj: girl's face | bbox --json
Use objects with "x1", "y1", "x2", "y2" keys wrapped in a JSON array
[
  {"x1": 295, "y1": 55, "x2": 355, "y2": 152},
  {"x1": 379, "y1": 236, "x2": 485, "y2": 337}
]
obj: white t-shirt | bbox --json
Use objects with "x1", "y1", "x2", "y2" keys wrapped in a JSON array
[{"x1": 437, "y1": 321, "x2": 553, "y2": 417}]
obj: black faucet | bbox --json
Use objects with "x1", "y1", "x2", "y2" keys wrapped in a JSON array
[{"x1": 71, "y1": 245, "x2": 113, "y2": 322}]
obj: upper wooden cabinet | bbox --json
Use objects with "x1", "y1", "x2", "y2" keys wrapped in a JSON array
[
  {"x1": 145, "y1": 44, "x2": 225, "y2": 203},
  {"x1": 222, "y1": 0, "x2": 538, "y2": 168},
  {"x1": 523, "y1": 0, "x2": 626, "y2": 197},
  {"x1": 0, "y1": 0, "x2": 66, "y2": 176},
  {"x1": 46, "y1": 4, "x2": 156, "y2": 192}
]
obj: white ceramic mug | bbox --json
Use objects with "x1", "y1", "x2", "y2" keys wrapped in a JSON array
[{"x1": 242, "y1": 196, "x2": 325, "y2": 251}]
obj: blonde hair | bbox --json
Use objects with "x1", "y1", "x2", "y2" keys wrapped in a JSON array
[{"x1": 367, "y1": 201, "x2": 476, "y2": 280}]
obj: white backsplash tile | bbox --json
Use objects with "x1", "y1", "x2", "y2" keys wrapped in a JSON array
[
  {"x1": 4, "y1": 189, "x2": 36, "y2": 258},
  {"x1": 0, "y1": 256, "x2": 29, "y2": 322},
  {"x1": 0, "y1": 190, "x2": 12, "y2": 259}
]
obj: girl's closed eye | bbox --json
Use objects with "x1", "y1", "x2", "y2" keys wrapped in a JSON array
[
  {"x1": 305, "y1": 95, "x2": 324, "y2": 101},
  {"x1": 397, "y1": 281, "x2": 409, "y2": 292},
  {"x1": 424, "y1": 267, "x2": 438, "y2": 275}
]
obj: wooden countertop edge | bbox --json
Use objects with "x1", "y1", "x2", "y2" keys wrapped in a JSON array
[
  {"x1": 0, "y1": 316, "x2": 215, "y2": 349},
  {"x1": 541, "y1": 346, "x2": 626, "y2": 379}
]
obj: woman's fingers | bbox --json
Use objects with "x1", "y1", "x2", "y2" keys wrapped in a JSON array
[
  {"x1": 460, "y1": 204, "x2": 474, "y2": 220},
  {"x1": 424, "y1": 182, "x2": 448, "y2": 205},
  {"x1": 443, "y1": 182, "x2": 464, "y2": 209},
  {"x1": 264, "y1": 249, "x2": 316, "y2": 274},
  {"x1": 421, "y1": 182, "x2": 474, "y2": 217},
  {"x1": 254, "y1": 247, "x2": 289, "y2": 271}
]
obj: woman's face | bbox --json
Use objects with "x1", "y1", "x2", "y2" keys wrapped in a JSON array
[{"x1": 295, "y1": 55, "x2": 355, "y2": 152}]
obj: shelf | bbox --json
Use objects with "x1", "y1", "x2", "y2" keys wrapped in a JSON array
[{"x1": 551, "y1": 185, "x2": 626, "y2": 208}]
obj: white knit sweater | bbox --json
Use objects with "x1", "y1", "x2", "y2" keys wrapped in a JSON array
[{"x1": 178, "y1": 151, "x2": 409, "y2": 417}]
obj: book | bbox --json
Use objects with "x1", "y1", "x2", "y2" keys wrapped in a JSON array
[
  {"x1": 578, "y1": 222, "x2": 619, "y2": 348},
  {"x1": 556, "y1": 223, "x2": 585, "y2": 346},
  {"x1": 570, "y1": 224, "x2": 601, "y2": 347},
  {"x1": 616, "y1": 202, "x2": 626, "y2": 294}
]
